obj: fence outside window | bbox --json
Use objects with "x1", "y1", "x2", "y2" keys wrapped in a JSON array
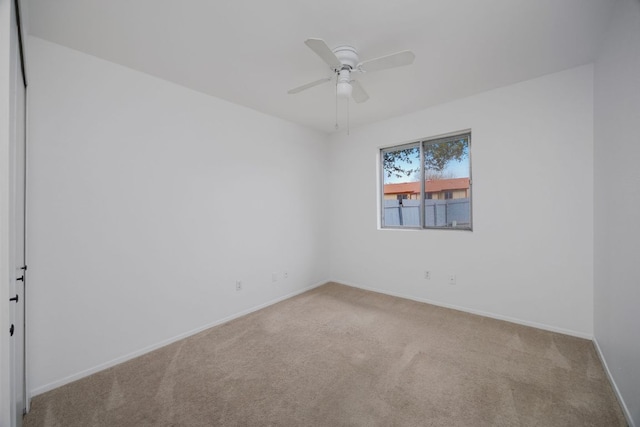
[{"x1": 383, "y1": 198, "x2": 471, "y2": 228}]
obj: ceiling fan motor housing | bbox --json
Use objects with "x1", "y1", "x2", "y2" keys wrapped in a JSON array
[{"x1": 332, "y1": 45, "x2": 359, "y2": 70}]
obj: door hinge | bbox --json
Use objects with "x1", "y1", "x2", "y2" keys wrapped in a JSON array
[
  {"x1": 9, "y1": 294, "x2": 18, "y2": 303},
  {"x1": 16, "y1": 276, "x2": 24, "y2": 282},
  {"x1": 20, "y1": 265, "x2": 27, "y2": 271}
]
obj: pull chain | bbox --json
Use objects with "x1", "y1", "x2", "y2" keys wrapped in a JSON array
[
  {"x1": 335, "y1": 80, "x2": 339, "y2": 130},
  {"x1": 347, "y1": 95, "x2": 350, "y2": 136}
]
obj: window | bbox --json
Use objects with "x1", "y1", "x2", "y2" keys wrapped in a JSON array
[{"x1": 381, "y1": 132, "x2": 471, "y2": 230}]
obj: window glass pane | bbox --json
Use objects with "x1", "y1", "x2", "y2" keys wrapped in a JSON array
[
  {"x1": 382, "y1": 146, "x2": 421, "y2": 227},
  {"x1": 423, "y1": 135, "x2": 471, "y2": 229}
]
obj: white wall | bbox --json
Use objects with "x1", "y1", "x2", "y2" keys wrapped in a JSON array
[
  {"x1": 26, "y1": 37, "x2": 330, "y2": 395},
  {"x1": 328, "y1": 65, "x2": 594, "y2": 337},
  {"x1": 594, "y1": 0, "x2": 640, "y2": 424}
]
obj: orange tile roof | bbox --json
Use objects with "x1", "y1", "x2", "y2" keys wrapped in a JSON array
[
  {"x1": 384, "y1": 178, "x2": 469, "y2": 195},
  {"x1": 383, "y1": 182, "x2": 418, "y2": 194}
]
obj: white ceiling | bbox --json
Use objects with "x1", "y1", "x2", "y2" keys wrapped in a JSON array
[{"x1": 24, "y1": 0, "x2": 614, "y2": 134}]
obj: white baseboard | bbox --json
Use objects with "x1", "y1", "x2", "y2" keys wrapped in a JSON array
[
  {"x1": 593, "y1": 338, "x2": 636, "y2": 427},
  {"x1": 332, "y1": 279, "x2": 593, "y2": 340},
  {"x1": 30, "y1": 280, "x2": 328, "y2": 397}
]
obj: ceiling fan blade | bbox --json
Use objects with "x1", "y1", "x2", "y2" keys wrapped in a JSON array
[
  {"x1": 358, "y1": 50, "x2": 415, "y2": 73},
  {"x1": 305, "y1": 38, "x2": 342, "y2": 70},
  {"x1": 351, "y1": 80, "x2": 369, "y2": 103},
  {"x1": 288, "y1": 77, "x2": 332, "y2": 94}
]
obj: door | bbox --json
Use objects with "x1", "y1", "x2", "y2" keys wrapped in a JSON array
[{"x1": 9, "y1": 0, "x2": 27, "y2": 425}]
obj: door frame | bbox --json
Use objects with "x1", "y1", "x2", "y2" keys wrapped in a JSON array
[
  {"x1": 15, "y1": 0, "x2": 28, "y2": 416},
  {"x1": 13, "y1": 0, "x2": 28, "y2": 419},
  {"x1": 1, "y1": 0, "x2": 28, "y2": 425}
]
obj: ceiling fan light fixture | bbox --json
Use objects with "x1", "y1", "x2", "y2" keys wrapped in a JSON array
[
  {"x1": 337, "y1": 81, "x2": 352, "y2": 97},
  {"x1": 336, "y1": 68, "x2": 352, "y2": 98}
]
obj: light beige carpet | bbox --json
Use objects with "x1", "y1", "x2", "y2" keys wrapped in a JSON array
[{"x1": 24, "y1": 283, "x2": 626, "y2": 426}]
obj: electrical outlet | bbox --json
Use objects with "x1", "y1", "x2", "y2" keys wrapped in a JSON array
[
  {"x1": 448, "y1": 275, "x2": 456, "y2": 285},
  {"x1": 424, "y1": 271, "x2": 431, "y2": 280},
  {"x1": 272, "y1": 272, "x2": 278, "y2": 283},
  {"x1": 235, "y1": 280, "x2": 242, "y2": 291}
]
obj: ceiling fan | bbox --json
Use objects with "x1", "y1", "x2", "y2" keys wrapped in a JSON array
[{"x1": 288, "y1": 39, "x2": 416, "y2": 103}]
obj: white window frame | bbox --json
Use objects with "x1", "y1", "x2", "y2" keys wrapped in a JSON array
[{"x1": 380, "y1": 131, "x2": 472, "y2": 231}]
